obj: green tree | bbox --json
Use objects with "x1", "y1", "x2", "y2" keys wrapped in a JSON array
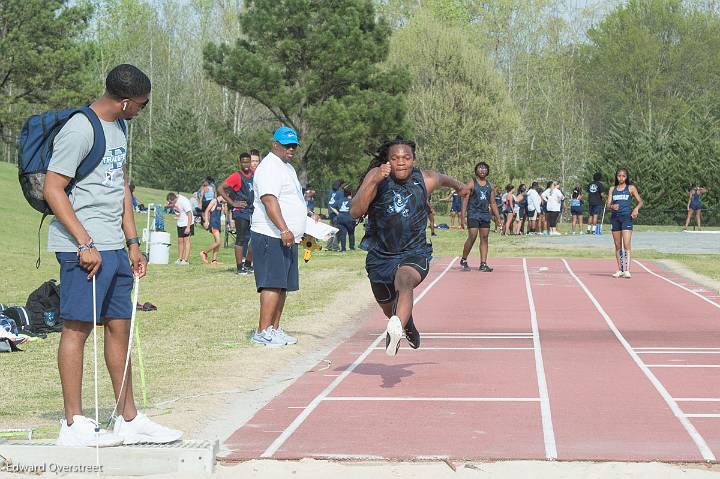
[
  {"x1": 387, "y1": 9, "x2": 519, "y2": 182},
  {"x1": 203, "y1": 0, "x2": 409, "y2": 185},
  {"x1": 138, "y1": 108, "x2": 235, "y2": 192},
  {"x1": 0, "y1": 0, "x2": 96, "y2": 160}
]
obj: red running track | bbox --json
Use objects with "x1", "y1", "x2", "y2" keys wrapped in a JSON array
[{"x1": 222, "y1": 257, "x2": 720, "y2": 462}]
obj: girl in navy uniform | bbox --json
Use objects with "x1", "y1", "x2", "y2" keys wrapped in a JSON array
[
  {"x1": 351, "y1": 136, "x2": 469, "y2": 356},
  {"x1": 460, "y1": 162, "x2": 503, "y2": 272},
  {"x1": 607, "y1": 167, "x2": 643, "y2": 278},
  {"x1": 447, "y1": 191, "x2": 463, "y2": 229},
  {"x1": 201, "y1": 196, "x2": 225, "y2": 264},
  {"x1": 684, "y1": 185, "x2": 708, "y2": 231},
  {"x1": 514, "y1": 184, "x2": 528, "y2": 235},
  {"x1": 336, "y1": 187, "x2": 356, "y2": 252},
  {"x1": 502, "y1": 184, "x2": 515, "y2": 235},
  {"x1": 570, "y1": 187, "x2": 584, "y2": 235}
]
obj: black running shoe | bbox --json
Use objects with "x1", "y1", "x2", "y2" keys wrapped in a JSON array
[
  {"x1": 460, "y1": 259, "x2": 470, "y2": 272},
  {"x1": 479, "y1": 262, "x2": 493, "y2": 272},
  {"x1": 404, "y1": 316, "x2": 420, "y2": 349}
]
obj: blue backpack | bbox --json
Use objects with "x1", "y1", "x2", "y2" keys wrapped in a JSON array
[
  {"x1": 17, "y1": 105, "x2": 127, "y2": 214},
  {"x1": 17, "y1": 106, "x2": 127, "y2": 267}
]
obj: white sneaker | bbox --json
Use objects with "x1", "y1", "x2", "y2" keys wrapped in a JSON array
[
  {"x1": 612, "y1": 271, "x2": 623, "y2": 278},
  {"x1": 113, "y1": 412, "x2": 182, "y2": 445},
  {"x1": 174, "y1": 259, "x2": 182, "y2": 265},
  {"x1": 179, "y1": 259, "x2": 189, "y2": 265},
  {"x1": 250, "y1": 326, "x2": 286, "y2": 347},
  {"x1": 276, "y1": 327, "x2": 297, "y2": 345},
  {"x1": 384, "y1": 316, "x2": 404, "y2": 357},
  {"x1": 623, "y1": 271, "x2": 632, "y2": 279},
  {"x1": 57, "y1": 415, "x2": 123, "y2": 447}
]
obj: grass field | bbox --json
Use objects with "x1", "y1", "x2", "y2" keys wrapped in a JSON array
[{"x1": 1, "y1": 160, "x2": 718, "y2": 437}]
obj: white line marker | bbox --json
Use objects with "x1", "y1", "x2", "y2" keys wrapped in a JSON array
[
  {"x1": 562, "y1": 258, "x2": 715, "y2": 462},
  {"x1": 675, "y1": 398, "x2": 720, "y2": 402},
  {"x1": 323, "y1": 397, "x2": 540, "y2": 402},
  {"x1": 635, "y1": 347, "x2": 720, "y2": 350},
  {"x1": 420, "y1": 336, "x2": 533, "y2": 340},
  {"x1": 686, "y1": 414, "x2": 720, "y2": 418},
  {"x1": 638, "y1": 352, "x2": 720, "y2": 354},
  {"x1": 372, "y1": 347, "x2": 534, "y2": 351},
  {"x1": 260, "y1": 257, "x2": 459, "y2": 458},
  {"x1": 634, "y1": 260, "x2": 720, "y2": 311},
  {"x1": 647, "y1": 365, "x2": 720, "y2": 368},
  {"x1": 523, "y1": 258, "x2": 557, "y2": 460}
]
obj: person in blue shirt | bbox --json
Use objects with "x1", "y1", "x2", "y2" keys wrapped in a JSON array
[
  {"x1": 460, "y1": 162, "x2": 503, "y2": 272},
  {"x1": 351, "y1": 136, "x2": 470, "y2": 356},
  {"x1": 570, "y1": 186, "x2": 584, "y2": 235},
  {"x1": 607, "y1": 167, "x2": 644, "y2": 278},
  {"x1": 684, "y1": 185, "x2": 708, "y2": 231},
  {"x1": 443, "y1": 191, "x2": 464, "y2": 229},
  {"x1": 336, "y1": 187, "x2": 356, "y2": 251}
]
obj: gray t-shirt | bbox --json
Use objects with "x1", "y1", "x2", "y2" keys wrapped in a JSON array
[{"x1": 47, "y1": 113, "x2": 128, "y2": 252}]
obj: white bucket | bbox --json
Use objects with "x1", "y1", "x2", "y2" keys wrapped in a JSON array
[{"x1": 148, "y1": 231, "x2": 171, "y2": 265}]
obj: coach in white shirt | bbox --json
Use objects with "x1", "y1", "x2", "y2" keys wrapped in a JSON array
[
  {"x1": 249, "y1": 126, "x2": 307, "y2": 347},
  {"x1": 542, "y1": 181, "x2": 565, "y2": 235}
]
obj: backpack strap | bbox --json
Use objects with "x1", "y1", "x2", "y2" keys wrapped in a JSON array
[{"x1": 72, "y1": 106, "x2": 107, "y2": 184}]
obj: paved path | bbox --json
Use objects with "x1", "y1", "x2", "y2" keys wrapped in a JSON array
[{"x1": 529, "y1": 231, "x2": 720, "y2": 255}]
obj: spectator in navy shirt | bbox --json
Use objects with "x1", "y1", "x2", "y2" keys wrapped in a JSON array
[{"x1": 336, "y1": 186, "x2": 356, "y2": 252}]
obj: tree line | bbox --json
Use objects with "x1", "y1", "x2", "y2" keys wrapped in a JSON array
[{"x1": 1, "y1": 0, "x2": 717, "y2": 217}]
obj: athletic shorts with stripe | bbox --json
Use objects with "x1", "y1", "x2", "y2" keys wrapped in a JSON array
[{"x1": 368, "y1": 255, "x2": 431, "y2": 305}]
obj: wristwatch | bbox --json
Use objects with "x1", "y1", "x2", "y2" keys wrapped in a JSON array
[{"x1": 126, "y1": 237, "x2": 140, "y2": 247}]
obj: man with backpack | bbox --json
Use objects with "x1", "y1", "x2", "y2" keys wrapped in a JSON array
[{"x1": 42, "y1": 64, "x2": 181, "y2": 447}]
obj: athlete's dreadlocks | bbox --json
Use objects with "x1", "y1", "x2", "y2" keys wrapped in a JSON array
[{"x1": 358, "y1": 135, "x2": 416, "y2": 187}]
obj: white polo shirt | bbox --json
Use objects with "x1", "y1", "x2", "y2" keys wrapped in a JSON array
[{"x1": 251, "y1": 151, "x2": 307, "y2": 242}]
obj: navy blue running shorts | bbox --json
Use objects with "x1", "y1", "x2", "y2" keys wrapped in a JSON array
[{"x1": 56, "y1": 249, "x2": 133, "y2": 324}]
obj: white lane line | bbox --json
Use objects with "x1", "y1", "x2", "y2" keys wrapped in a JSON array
[
  {"x1": 260, "y1": 257, "x2": 459, "y2": 458},
  {"x1": 675, "y1": 398, "x2": 720, "y2": 402},
  {"x1": 647, "y1": 365, "x2": 720, "y2": 368},
  {"x1": 638, "y1": 352, "x2": 720, "y2": 354},
  {"x1": 421, "y1": 336, "x2": 533, "y2": 340},
  {"x1": 522, "y1": 258, "x2": 557, "y2": 460},
  {"x1": 323, "y1": 397, "x2": 540, "y2": 402},
  {"x1": 635, "y1": 347, "x2": 720, "y2": 350},
  {"x1": 686, "y1": 414, "x2": 720, "y2": 418},
  {"x1": 634, "y1": 260, "x2": 720, "y2": 311},
  {"x1": 371, "y1": 347, "x2": 534, "y2": 351},
  {"x1": 562, "y1": 258, "x2": 715, "y2": 462}
]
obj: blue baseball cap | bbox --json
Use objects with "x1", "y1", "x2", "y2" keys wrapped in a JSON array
[{"x1": 273, "y1": 126, "x2": 299, "y2": 145}]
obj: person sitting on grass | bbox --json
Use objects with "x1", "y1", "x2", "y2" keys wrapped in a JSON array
[
  {"x1": 201, "y1": 195, "x2": 225, "y2": 265},
  {"x1": 350, "y1": 136, "x2": 470, "y2": 356}
]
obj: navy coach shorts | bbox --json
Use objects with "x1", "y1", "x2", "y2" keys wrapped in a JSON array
[
  {"x1": 251, "y1": 231, "x2": 299, "y2": 292},
  {"x1": 56, "y1": 249, "x2": 133, "y2": 324}
]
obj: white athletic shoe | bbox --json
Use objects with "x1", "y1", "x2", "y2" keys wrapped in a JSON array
[
  {"x1": 384, "y1": 316, "x2": 404, "y2": 357},
  {"x1": 113, "y1": 412, "x2": 183, "y2": 445},
  {"x1": 612, "y1": 271, "x2": 623, "y2": 278},
  {"x1": 250, "y1": 326, "x2": 286, "y2": 347},
  {"x1": 57, "y1": 415, "x2": 124, "y2": 447},
  {"x1": 276, "y1": 327, "x2": 298, "y2": 345},
  {"x1": 623, "y1": 271, "x2": 632, "y2": 279}
]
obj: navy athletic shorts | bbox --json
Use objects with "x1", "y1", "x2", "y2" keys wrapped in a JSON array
[
  {"x1": 56, "y1": 249, "x2": 133, "y2": 324},
  {"x1": 251, "y1": 231, "x2": 299, "y2": 292},
  {"x1": 611, "y1": 214, "x2": 633, "y2": 232}
]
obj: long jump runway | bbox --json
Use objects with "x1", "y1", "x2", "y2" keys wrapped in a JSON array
[{"x1": 222, "y1": 257, "x2": 720, "y2": 462}]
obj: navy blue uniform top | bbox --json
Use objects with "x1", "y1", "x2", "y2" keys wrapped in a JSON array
[
  {"x1": 328, "y1": 189, "x2": 345, "y2": 217},
  {"x1": 690, "y1": 191, "x2": 702, "y2": 209},
  {"x1": 362, "y1": 168, "x2": 430, "y2": 257},
  {"x1": 451, "y1": 192, "x2": 462, "y2": 212},
  {"x1": 611, "y1": 185, "x2": 633, "y2": 216},
  {"x1": 467, "y1": 179, "x2": 493, "y2": 221},
  {"x1": 338, "y1": 197, "x2": 352, "y2": 217},
  {"x1": 587, "y1": 181, "x2": 605, "y2": 206},
  {"x1": 225, "y1": 171, "x2": 254, "y2": 219},
  {"x1": 209, "y1": 200, "x2": 223, "y2": 229},
  {"x1": 571, "y1": 198, "x2": 583, "y2": 208}
]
